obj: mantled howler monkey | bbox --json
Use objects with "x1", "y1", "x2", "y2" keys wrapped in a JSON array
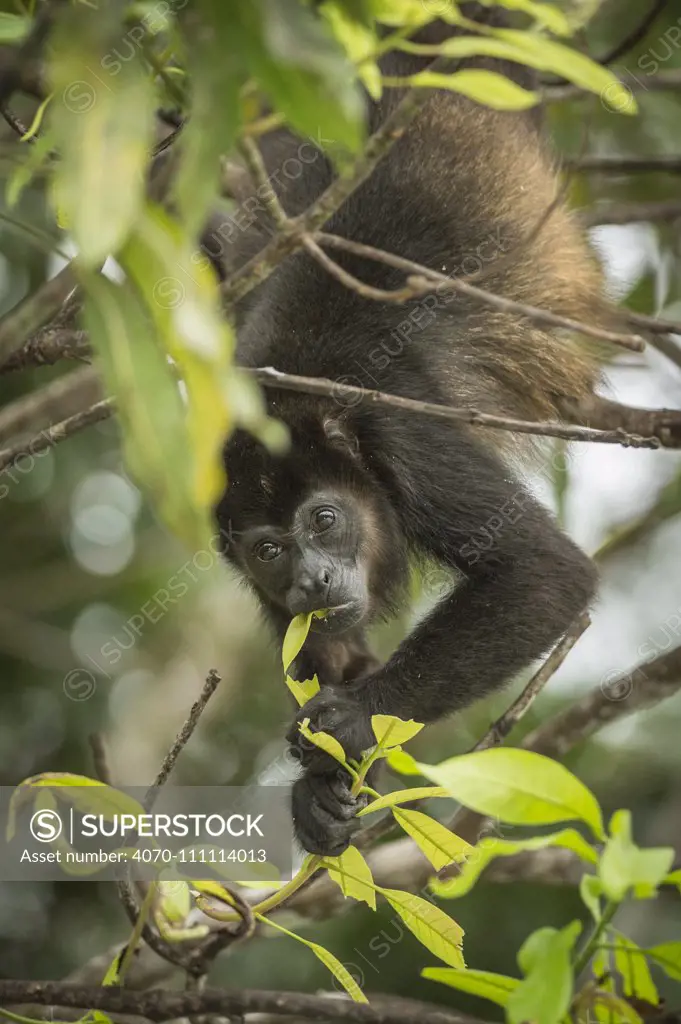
[{"x1": 212, "y1": 13, "x2": 604, "y2": 856}]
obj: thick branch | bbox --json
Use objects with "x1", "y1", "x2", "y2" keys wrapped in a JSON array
[
  {"x1": 523, "y1": 643, "x2": 681, "y2": 759},
  {"x1": 0, "y1": 263, "x2": 76, "y2": 366},
  {"x1": 0, "y1": 981, "x2": 484, "y2": 1024},
  {"x1": 0, "y1": 328, "x2": 90, "y2": 374},
  {"x1": 558, "y1": 394, "x2": 681, "y2": 448},
  {"x1": 583, "y1": 200, "x2": 681, "y2": 227}
]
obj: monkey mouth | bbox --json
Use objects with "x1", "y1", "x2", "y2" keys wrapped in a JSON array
[{"x1": 310, "y1": 601, "x2": 365, "y2": 634}]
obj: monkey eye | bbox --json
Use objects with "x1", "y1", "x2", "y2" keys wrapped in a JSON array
[
  {"x1": 312, "y1": 507, "x2": 336, "y2": 533},
  {"x1": 254, "y1": 540, "x2": 282, "y2": 562}
]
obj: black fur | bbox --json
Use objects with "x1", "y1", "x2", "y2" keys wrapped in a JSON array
[{"x1": 213, "y1": 14, "x2": 600, "y2": 856}]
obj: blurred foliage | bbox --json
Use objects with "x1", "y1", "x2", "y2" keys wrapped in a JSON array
[{"x1": 0, "y1": 0, "x2": 680, "y2": 1016}]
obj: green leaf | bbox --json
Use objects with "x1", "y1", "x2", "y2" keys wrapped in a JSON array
[
  {"x1": 7, "y1": 774, "x2": 144, "y2": 840},
  {"x1": 156, "y1": 879, "x2": 192, "y2": 925},
  {"x1": 613, "y1": 935, "x2": 659, "y2": 1007},
  {"x1": 402, "y1": 70, "x2": 539, "y2": 111},
  {"x1": 120, "y1": 206, "x2": 238, "y2": 513},
  {"x1": 358, "y1": 786, "x2": 450, "y2": 815},
  {"x1": 256, "y1": 913, "x2": 368, "y2": 1002},
  {"x1": 83, "y1": 270, "x2": 209, "y2": 550},
  {"x1": 282, "y1": 613, "x2": 313, "y2": 674},
  {"x1": 299, "y1": 720, "x2": 348, "y2": 767},
  {"x1": 422, "y1": 966, "x2": 518, "y2": 1007},
  {"x1": 285, "y1": 674, "x2": 321, "y2": 707},
  {"x1": 665, "y1": 868, "x2": 681, "y2": 893},
  {"x1": 492, "y1": 0, "x2": 571, "y2": 34},
  {"x1": 593, "y1": 993, "x2": 643, "y2": 1024},
  {"x1": 599, "y1": 810, "x2": 674, "y2": 901},
  {"x1": 507, "y1": 922, "x2": 581, "y2": 1024},
  {"x1": 392, "y1": 809, "x2": 471, "y2": 871},
  {"x1": 377, "y1": 888, "x2": 465, "y2": 968},
  {"x1": 416, "y1": 748, "x2": 605, "y2": 839},
  {"x1": 493, "y1": 28, "x2": 637, "y2": 112},
  {"x1": 323, "y1": 846, "x2": 376, "y2": 909},
  {"x1": 386, "y1": 748, "x2": 421, "y2": 775},
  {"x1": 431, "y1": 829, "x2": 597, "y2": 899},
  {"x1": 173, "y1": 0, "x2": 241, "y2": 235},
  {"x1": 0, "y1": 13, "x2": 31, "y2": 43},
  {"x1": 579, "y1": 874, "x2": 603, "y2": 922},
  {"x1": 230, "y1": 1, "x2": 364, "y2": 153},
  {"x1": 417, "y1": 29, "x2": 636, "y2": 113},
  {"x1": 48, "y1": 9, "x2": 155, "y2": 264},
  {"x1": 647, "y1": 942, "x2": 681, "y2": 982},
  {"x1": 368, "y1": 0, "x2": 432, "y2": 27},
  {"x1": 371, "y1": 714, "x2": 424, "y2": 748}
]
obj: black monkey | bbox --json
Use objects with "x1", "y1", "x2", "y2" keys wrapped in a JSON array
[{"x1": 213, "y1": 16, "x2": 605, "y2": 856}]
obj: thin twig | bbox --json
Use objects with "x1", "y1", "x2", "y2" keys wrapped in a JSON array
[
  {"x1": 301, "y1": 234, "x2": 416, "y2": 303},
  {"x1": 598, "y1": 0, "x2": 669, "y2": 66},
  {"x1": 566, "y1": 155, "x2": 681, "y2": 174},
  {"x1": 88, "y1": 733, "x2": 113, "y2": 785},
  {"x1": 0, "y1": 365, "x2": 101, "y2": 445},
  {"x1": 313, "y1": 232, "x2": 645, "y2": 351},
  {"x1": 0, "y1": 106, "x2": 31, "y2": 139},
  {"x1": 146, "y1": 669, "x2": 222, "y2": 806},
  {"x1": 0, "y1": 398, "x2": 113, "y2": 473},
  {"x1": 473, "y1": 611, "x2": 591, "y2": 751},
  {"x1": 238, "y1": 135, "x2": 289, "y2": 229},
  {"x1": 544, "y1": 68, "x2": 681, "y2": 103},
  {"x1": 221, "y1": 53, "x2": 464, "y2": 308},
  {"x1": 249, "y1": 366, "x2": 659, "y2": 448}
]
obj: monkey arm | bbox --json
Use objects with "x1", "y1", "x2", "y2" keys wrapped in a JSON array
[{"x1": 362, "y1": 416, "x2": 598, "y2": 722}]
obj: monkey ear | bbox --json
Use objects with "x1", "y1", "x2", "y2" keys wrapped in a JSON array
[{"x1": 323, "y1": 415, "x2": 360, "y2": 457}]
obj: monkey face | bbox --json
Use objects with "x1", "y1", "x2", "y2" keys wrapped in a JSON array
[{"x1": 232, "y1": 489, "x2": 372, "y2": 634}]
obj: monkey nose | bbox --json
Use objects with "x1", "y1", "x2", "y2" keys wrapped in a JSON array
[{"x1": 287, "y1": 569, "x2": 331, "y2": 615}]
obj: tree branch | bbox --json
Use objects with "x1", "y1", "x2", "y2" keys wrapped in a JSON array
[
  {"x1": 566, "y1": 155, "x2": 681, "y2": 175},
  {"x1": 472, "y1": 611, "x2": 591, "y2": 751},
  {"x1": 583, "y1": 200, "x2": 681, "y2": 227},
  {"x1": 0, "y1": 263, "x2": 76, "y2": 367},
  {"x1": 0, "y1": 398, "x2": 113, "y2": 473},
  {"x1": 220, "y1": 56, "x2": 465, "y2": 309},
  {"x1": 598, "y1": 0, "x2": 670, "y2": 66},
  {"x1": 248, "y1": 367, "x2": 660, "y2": 448},
  {"x1": 0, "y1": 328, "x2": 90, "y2": 374},
  {"x1": 146, "y1": 669, "x2": 221, "y2": 803},
  {"x1": 0, "y1": 981, "x2": 485, "y2": 1024},
  {"x1": 523, "y1": 643, "x2": 681, "y2": 759},
  {"x1": 312, "y1": 232, "x2": 645, "y2": 352},
  {"x1": 0, "y1": 365, "x2": 101, "y2": 445},
  {"x1": 544, "y1": 68, "x2": 681, "y2": 103}
]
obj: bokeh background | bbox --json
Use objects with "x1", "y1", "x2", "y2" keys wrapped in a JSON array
[{"x1": 0, "y1": 0, "x2": 680, "y2": 1016}]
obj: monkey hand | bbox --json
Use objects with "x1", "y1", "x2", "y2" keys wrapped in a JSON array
[
  {"x1": 291, "y1": 767, "x2": 367, "y2": 856},
  {"x1": 286, "y1": 684, "x2": 376, "y2": 772},
  {"x1": 287, "y1": 686, "x2": 377, "y2": 856}
]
